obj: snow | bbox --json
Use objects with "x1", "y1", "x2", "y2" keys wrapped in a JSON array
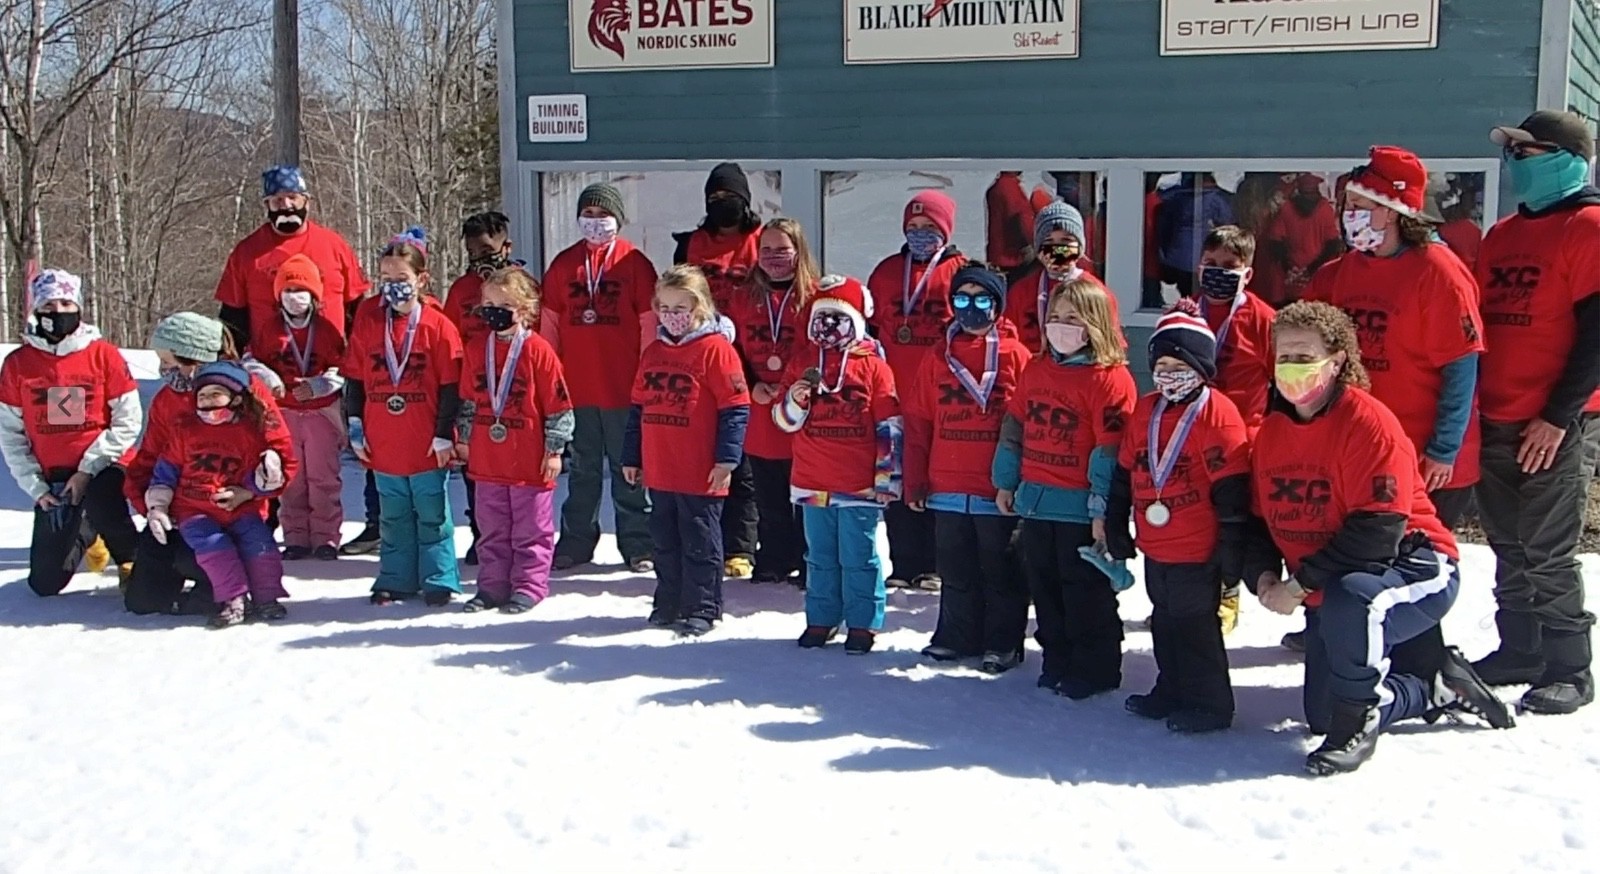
[{"x1": 2, "y1": 503, "x2": 1597, "y2": 872}]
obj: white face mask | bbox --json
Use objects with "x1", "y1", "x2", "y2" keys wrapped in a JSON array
[
  {"x1": 1342, "y1": 208, "x2": 1387, "y2": 254},
  {"x1": 579, "y1": 216, "x2": 619, "y2": 246},
  {"x1": 281, "y1": 290, "x2": 314, "y2": 317}
]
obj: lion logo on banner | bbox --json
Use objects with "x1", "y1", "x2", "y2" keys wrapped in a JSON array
[{"x1": 588, "y1": 0, "x2": 630, "y2": 60}]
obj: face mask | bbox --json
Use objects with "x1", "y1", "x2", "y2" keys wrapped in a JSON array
[
  {"x1": 469, "y1": 251, "x2": 509, "y2": 278},
  {"x1": 281, "y1": 290, "x2": 314, "y2": 317},
  {"x1": 809, "y1": 310, "x2": 856, "y2": 349},
  {"x1": 268, "y1": 207, "x2": 307, "y2": 234},
  {"x1": 951, "y1": 290, "x2": 999, "y2": 332},
  {"x1": 1276, "y1": 358, "x2": 1338, "y2": 406},
  {"x1": 1197, "y1": 265, "x2": 1247, "y2": 301},
  {"x1": 1341, "y1": 208, "x2": 1386, "y2": 254},
  {"x1": 196, "y1": 406, "x2": 235, "y2": 426},
  {"x1": 161, "y1": 367, "x2": 194, "y2": 393},
  {"x1": 579, "y1": 216, "x2": 619, "y2": 246},
  {"x1": 479, "y1": 304, "x2": 516, "y2": 333},
  {"x1": 706, "y1": 198, "x2": 744, "y2": 228},
  {"x1": 658, "y1": 310, "x2": 696, "y2": 337},
  {"x1": 1045, "y1": 322, "x2": 1087, "y2": 357},
  {"x1": 1505, "y1": 149, "x2": 1592, "y2": 212},
  {"x1": 904, "y1": 228, "x2": 945, "y2": 261},
  {"x1": 380, "y1": 280, "x2": 417, "y2": 309},
  {"x1": 759, "y1": 252, "x2": 797, "y2": 280},
  {"x1": 1042, "y1": 242, "x2": 1081, "y2": 278},
  {"x1": 34, "y1": 311, "x2": 80, "y2": 342},
  {"x1": 1153, "y1": 368, "x2": 1203, "y2": 402}
]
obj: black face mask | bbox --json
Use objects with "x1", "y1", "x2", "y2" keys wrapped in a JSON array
[
  {"x1": 706, "y1": 198, "x2": 744, "y2": 229},
  {"x1": 479, "y1": 304, "x2": 517, "y2": 333},
  {"x1": 470, "y1": 252, "x2": 510, "y2": 277},
  {"x1": 35, "y1": 311, "x2": 81, "y2": 343},
  {"x1": 269, "y1": 207, "x2": 308, "y2": 234}
]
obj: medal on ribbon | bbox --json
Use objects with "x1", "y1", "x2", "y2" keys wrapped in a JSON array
[
  {"x1": 283, "y1": 315, "x2": 316, "y2": 377},
  {"x1": 1144, "y1": 388, "x2": 1210, "y2": 528},
  {"x1": 581, "y1": 242, "x2": 614, "y2": 327},
  {"x1": 383, "y1": 304, "x2": 422, "y2": 416},
  {"x1": 898, "y1": 248, "x2": 945, "y2": 344},
  {"x1": 943, "y1": 322, "x2": 1000, "y2": 412},
  {"x1": 765, "y1": 286, "x2": 793, "y2": 372},
  {"x1": 485, "y1": 327, "x2": 528, "y2": 444}
]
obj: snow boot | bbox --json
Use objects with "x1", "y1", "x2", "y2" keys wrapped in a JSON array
[
  {"x1": 1426, "y1": 646, "x2": 1516, "y2": 728},
  {"x1": 1281, "y1": 629, "x2": 1307, "y2": 652},
  {"x1": 312, "y1": 545, "x2": 339, "y2": 561},
  {"x1": 920, "y1": 644, "x2": 964, "y2": 662},
  {"x1": 646, "y1": 609, "x2": 677, "y2": 628},
  {"x1": 249, "y1": 600, "x2": 288, "y2": 622},
  {"x1": 797, "y1": 625, "x2": 838, "y2": 648},
  {"x1": 370, "y1": 590, "x2": 408, "y2": 606},
  {"x1": 676, "y1": 617, "x2": 714, "y2": 638},
  {"x1": 1522, "y1": 630, "x2": 1595, "y2": 715},
  {"x1": 1471, "y1": 611, "x2": 1545, "y2": 686},
  {"x1": 423, "y1": 589, "x2": 453, "y2": 607},
  {"x1": 1166, "y1": 709, "x2": 1232, "y2": 734},
  {"x1": 979, "y1": 650, "x2": 1023, "y2": 674},
  {"x1": 1056, "y1": 677, "x2": 1118, "y2": 701},
  {"x1": 85, "y1": 536, "x2": 110, "y2": 573},
  {"x1": 1125, "y1": 692, "x2": 1180, "y2": 721},
  {"x1": 1218, "y1": 584, "x2": 1240, "y2": 636},
  {"x1": 208, "y1": 596, "x2": 247, "y2": 629},
  {"x1": 462, "y1": 593, "x2": 499, "y2": 613},
  {"x1": 281, "y1": 546, "x2": 312, "y2": 561},
  {"x1": 844, "y1": 628, "x2": 875, "y2": 655},
  {"x1": 1305, "y1": 699, "x2": 1380, "y2": 776},
  {"x1": 500, "y1": 593, "x2": 540, "y2": 614},
  {"x1": 723, "y1": 556, "x2": 753, "y2": 580},
  {"x1": 340, "y1": 523, "x2": 381, "y2": 556}
]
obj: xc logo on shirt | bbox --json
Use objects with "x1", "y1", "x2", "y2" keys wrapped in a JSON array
[
  {"x1": 367, "y1": 352, "x2": 429, "y2": 384},
  {"x1": 1024, "y1": 400, "x2": 1079, "y2": 440},
  {"x1": 1485, "y1": 265, "x2": 1541, "y2": 308},
  {"x1": 191, "y1": 454, "x2": 245, "y2": 477},
  {"x1": 1268, "y1": 476, "x2": 1332, "y2": 506}
]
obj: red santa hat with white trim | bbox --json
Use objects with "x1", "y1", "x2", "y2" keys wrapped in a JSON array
[
  {"x1": 809, "y1": 274, "x2": 874, "y2": 340},
  {"x1": 1147, "y1": 298, "x2": 1217, "y2": 380},
  {"x1": 1344, "y1": 145, "x2": 1428, "y2": 219}
]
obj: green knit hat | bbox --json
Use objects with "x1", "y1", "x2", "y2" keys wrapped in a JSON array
[
  {"x1": 576, "y1": 182, "x2": 626, "y2": 223},
  {"x1": 150, "y1": 311, "x2": 225, "y2": 362}
]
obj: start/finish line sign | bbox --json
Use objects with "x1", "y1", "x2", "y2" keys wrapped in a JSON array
[{"x1": 1160, "y1": 0, "x2": 1439, "y2": 56}]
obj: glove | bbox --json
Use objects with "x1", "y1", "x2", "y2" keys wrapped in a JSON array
[
  {"x1": 347, "y1": 417, "x2": 367, "y2": 452},
  {"x1": 254, "y1": 449, "x2": 285, "y2": 493},
  {"x1": 1078, "y1": 543, "x2": 1136, "y2": 593},
  {"x1": 45, "y1": 482, "x2": 73, "y2": 532},
  {"x1": 429, "y1": 437, "x2": 454, "y2": 456},
  {"x1": 146, "y1": 507, "x2": 173, "y2": 545},
  {"x1": 241, "y1": 356, "x2": 284, "y2": 395},
  {"x1": 1106, "y1": 520, "x2": 1136, "y2": 562}
]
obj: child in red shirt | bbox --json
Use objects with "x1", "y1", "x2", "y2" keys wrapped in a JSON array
[
  {"x1": 775, "y1": 275, "x2": 901, "y2": 654},
  {"x1": 0, "y1": 269, "x2": 143, "y2": 596},
  {"x1": 344, "y1": 227, "x2": 465, "y2": 606},
  {"x1": 623, "y1": 265, "x2": 751, "y2": 637},
  {"x1": 144, "y1": 361, "x2": 298, "y2": 628},
  {"x1": 251, "y1": 253, "x2": 347, "y2": 559},
  {"x1": 1003, "y1": 200, "x2": 1123, "y2": 352},
  {"x1": 456, "y1": 268, "x2": 573, "y2": 614},
  {"x1": 1106, "y1": 301, "x2": 1251, "y2": 732}
]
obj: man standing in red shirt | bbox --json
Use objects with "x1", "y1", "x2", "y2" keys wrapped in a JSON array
[{"x1": 985, "y1": 171, "x2": 1036, "y2": 281}]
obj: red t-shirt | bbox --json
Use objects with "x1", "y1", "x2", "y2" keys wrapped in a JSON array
[
  {"x1": 1119, "y1": 389, "x2": 1251, "y2": 564},
  {"x1": 1476, "y1": 205, "x2": 1600, "y2": 423},
  {"x1": 986, "y1": 174, "x2": 1035, "y2": 270},
  {"x1": 249, "y1": 313, "x2": 347, "y2": 412},
  {"x1": 1202, "y1": 290, "x2": 1275, "y2": 436},
  {"x1": 344, "y1": 300, "x2": 463, "y2": 476},
  {"x1": 1438, "y1": 218, "x2": 1482, "y2": 269},
  {"x1": 0, "y1": 338, "x2": 137, "y2": 475},
  {"x1": 155, "y1": 410, "x2": 298, "y2": 525},
  {"x1": 781, "y1": 341, "x2": 900, "y2": 495},
  {"x1": 215, "y1": 221, "x2": 370, "y2": 340},
  {"x1": 460, "y1": 331, "x2": 572, "y2": 488},
  {"x1": 1266, "y1": 198, "x2": 1340, "y2": 304},
  {"x1": 443, "y1": 272, "x2": 487, "y2": 349},
  {"x1": 123, "y1": 376, "x2": 284, "y2": 514},
  {"x1": 728, "y1": 282, "x2": 811, "y2": 460},
  {"x1": 1306, "y1": 245, "x2": 1485, "y2": 487},
  {"x1": 903, "y1": 322, "x2": 1031, "y2": 499},
  {"x1": 865, "y1": 250, "x2": 969, "y2": 391},
  {"x1": 683, "y1": 228, "x2": 760, "y2": 313},
  {"x1": 545, "y1": 238, "x2": 658, "y2": 410},
  {"x1": 1001, "y1": 264, "x2": 1121, "y2": 352},
  {"x1": 1008, "y1": 358, "x2": 1137, "y2": 491},
  {"x1": 631, "y1": 330, "x2": 750, "y2": 496},
  {"x1": 1252, "y1": 386, "x2": 1458, "y2": 607}
]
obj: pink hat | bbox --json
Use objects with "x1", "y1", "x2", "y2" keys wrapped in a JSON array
[{"x1": 903, "y1": 191, "x2": 956, "y2": 239}]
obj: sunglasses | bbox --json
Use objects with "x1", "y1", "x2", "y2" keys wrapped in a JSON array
[{"x1": 951, "y1": 292, "x2": 997, "y2": 310}]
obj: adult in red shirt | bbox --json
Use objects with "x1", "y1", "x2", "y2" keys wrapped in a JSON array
[
  {"x1": 1002, "y1": 199, "x2": 1121, "y2": 352},
  {"x1": 672, "y1": 163, "x2": 762, "y2": 578},
  {"x1": 1473, "y1": 111, "x2": 1600, "y2": 714},
  {"x1": 866, "y1": 190, "x2": 968, "y2": 589},
  {"x1": 1245, "y1": 302, "x2": 1510, "y2": 776},
  {"x1": 985, "y1": 171, "x2": 1035, "y2": 278},
  {"x1": 215, "y1": 165, "x2": 370, "y2": 349},
  {"x1": 0, "y1": 269, "x2": 142, "y2": 596},
  {"x1": 1264, "y1": 174, "x2": 1343, "y2": 307},
  {"x1": 547, "y1": 183, "x2": 658, "y2": 573}
]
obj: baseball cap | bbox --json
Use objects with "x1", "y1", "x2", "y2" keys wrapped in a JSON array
[{"x1": 1491, "y1": 110, "x2": 1596, "y2": 161}]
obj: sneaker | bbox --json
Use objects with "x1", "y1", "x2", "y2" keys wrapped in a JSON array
[
  {"x1": 979, "y1": 650, "x2": 1023, "y2": 674},
  {"x1": 1305, "y1": 701, "x2": 1380, "y2": 776},
  {"x1": 1281, "y1": 630, "x2": 1307, "y2": 653},
  {"x1": 1056, "y1": 678, "x2": 1119, "y2": 701},
  {"x1": 1125, "y1": 692, "x2": 1179, "y2": 721},
  {"x1": 629, "y1": 556, "x2": 655, "y2": 573},
  {"x1": 844, "y1": 629, "x2": 875, "y2": 655},
  {"x1": 462, "y1": 594, "x2": 497, "y2": 613},
  {"x1": 281, "y1": 545, "x2": 312, "y2": 561},
  {"x1": 647, "y1": 609, "x2": 677, "y2": 628},
  {"x1": 724, "y1": 556, "x2": 754, "y2": 580},
  {"x1": 676, "y1": 617, "x2": 713, "y2": 638},
  {"x1": 85, "y1": 536, "x2": 110, "y2": 573},
  {"x1": 340, "y1": 524, "x2": 381, "y2": 556},
  {"x1": 370, "y1": 590, "x2": 407, "y2": 606},
  {"x1": 797, "y1": 625, "x2": 838, "y2": 648},
  {"x1": 553, "y1": 555, "x2": 581, "y2": 571},
  {"x1": 208, "y1": 596, "x2": 246, "y2": 629},
  {"x1": 1166, "y1": 709, "x2": 1232, "y2": 734},
  {"x1": 500, "y1": 593, "x2": 540, "y2": 614},
  {"x1": 248, "y1": 600, "x2": 288, "y2": 622},
  {"x1": 423, "y1": 590, "x2": 453, "y2": 607},
  {"x1": 464, "y1": 543, "x2": 480, "y2": 566},
  {"x1": 1219, "y1": 586, "x2": 1240, "y2": 636},
  {"x1": 920, "y1": 644, "x2": 963, "y2": 662},
  {"x1": 312, "y1": 545, "x2": 339, "y2": 561},
  {"x1": 1428, "y1": 646, "x2": 1516, "y2": 728}
]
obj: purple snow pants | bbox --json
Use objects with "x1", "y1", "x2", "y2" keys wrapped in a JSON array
[
  {"x1": 180, "y1": 513, "x2": 288, "y2": 603},
  {"x1": 473, "y1": 482, "x2": 557, "y2": 605}
]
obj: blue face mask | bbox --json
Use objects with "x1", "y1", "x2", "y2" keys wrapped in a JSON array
[
  {"x1": 951, "y1": 290, "x2": 999, "y2": 331},
  {"x1": 904, "y1": 228, "x2": 945, "y2": 261},
  {"x1": 1505, "y1": 148, "x2": 1591, "y2": 212},
  {"x1": 380, "y1": 280, "x2": 417, "y2": 309}
]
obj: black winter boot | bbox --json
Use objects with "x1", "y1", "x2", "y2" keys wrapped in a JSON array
[
  {"x1": 1426, "y1": 646, "x2": 1516, "y2": 729},
  {"x1": 1522, "y1": 630, "x2": 1595, "y2": 715},
  {"x1": 1305, "y1": 699, "x2": 1381, "y2": 776},
  {"x1": 1472, "y1": 611, "x2": 1545, "y2": 686}
]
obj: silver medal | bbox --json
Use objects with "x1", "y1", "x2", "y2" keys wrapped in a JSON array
[
  {"x1": 386, "y1": 395, "x2": 407, "y2": 415},
  {"x1": 581, "y1": 308, "x2": 598, "y2": 325},
  {"x1": 766, "y1": 354, "x2": 783, "y2": 372},
  {"x1": 1145, "y1": 501, "x2": 1171, "y2": 528},
  {"x1": 488, "y1": 421, "x2": 509, "y2": 443}
]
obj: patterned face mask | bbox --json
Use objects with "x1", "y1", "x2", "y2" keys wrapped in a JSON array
[
  {"x1": 1153, "y1": 367, "x2": 1203, "y2": 402},
  {"x1": 658, "y1": 310, "x2": 696, "y2": 337},
  {"x1": 380, "y1": 280, "x2": 417, "y2": 308},
  {"x1": 578, "y1": 216, "x2": 619, "y2": 246},
  {"x1": 904, "y1": 228, "x2": 944, "y2": 260},
  {"x1": 162, "y1": 367, "x2": 194, "y2": 393},
  {"x1": 196, "y1": 406, "x2": 235, "y2": 426},
  {"x1": 1276, "y1": 358, "x2": 1337, "y2": 405},
  {"x1": 808, "y1": 309, "x2": 856, "y2": 349},
  {"x1": 1197, "y1": 266, "x2": 1246, "y2": 301},
  {"x1": 1341, "y1": 208, "x2": 1386, "y2": 254}
]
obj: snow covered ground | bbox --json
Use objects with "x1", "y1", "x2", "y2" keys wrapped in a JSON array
[{"x1": 2, "y1": 512, "x2": 1596, "y2": 872}]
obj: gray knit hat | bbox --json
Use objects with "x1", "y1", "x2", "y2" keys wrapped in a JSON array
[
  {"x1": 1034, "y1": 199, "x2": 1086, "y2": 251},
  {"x1": 576, "y1": 182, "x2": 626, "y2": 223},
  {"x1": 151, "y1": 312, "x2": 225, "y2": 362}
]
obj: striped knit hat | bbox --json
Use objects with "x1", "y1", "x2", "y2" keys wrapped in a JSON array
[{"x1": 1147, "y1": 299, "x2": 1216, "y2": 380}]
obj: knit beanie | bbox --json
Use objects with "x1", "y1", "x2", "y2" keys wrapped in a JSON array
[
  {"x1": 705, "y1": 162, "x2": 752, "y2": 206},
  {"x1": 1147, "y1": 300, "x2": 1217, "y2": 381},
  {"x1": 1034, "y1": 199, "x2": 1086, "y2": 251},
  {"x1": 577, "y1": 182, "x2": 627, "y2": 223},
  {"x1": 151, "y1": 312, "x2": 226, "y2": 363},
  {"x1": 903, "y1": 191, "x2": 956, "y2": 239},
  {"x1": 28, "y1": 269, "x2": 83, "y2": 312},
  {"x1": 274, "y1": 253, "x2": 324, "y2": 302},
  {"x1": 950, "y1": 264, "x2": 1008, "y2": 311},
  {"x1": 194, "y1": 360, "x2": 251, "y2": 397}
]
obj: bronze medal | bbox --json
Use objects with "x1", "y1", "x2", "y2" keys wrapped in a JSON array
[
  {"x1": 386, "y1": 395, "x2": 407, "y2": 415},
  {"x1": 488, "y1": 421, "x2": 509, "y2": 443},
  {"x1": 896, "y1": 324, "x2": 914, "y2": 344}
]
